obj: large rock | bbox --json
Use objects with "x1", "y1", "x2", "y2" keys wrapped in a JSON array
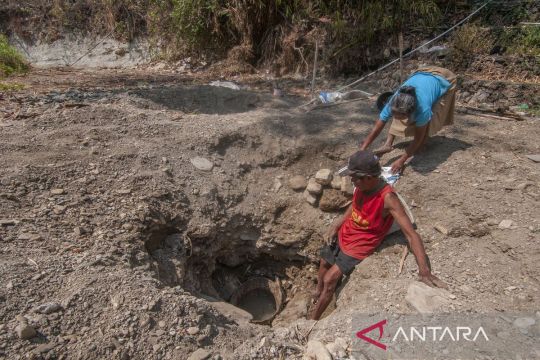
[
  {"x1": 525, "y1": 154, "x2": 540, "y2": 163},
  {"x1": 15, "y1": 323, "x2": 36, "y2": 340},
  {"x1": 498, "y1": 219, "x2": 515, "y2": 229},
  {"x1": 34, "y1": 343, "x2": 55, "y2": 354},
  {"x1": 319, "y1": 189, "x2": 350, "y2": 212},
  {"x1": 315, "y1": 169, "x2": 333, "y2": 185},
  {"x1": 273, "y1": 293, "x2": 309, "y2": 327},
  {"x1": 325, "y1": 337, "x2": 347, "y2": 359},
  {"x1": 0, "y1": 219, "x2": 18, "y2": 226},
  {"x1": 275, "y1": 231, "x2": 308, "y2": 247},
  {"x1": 202, "y1": 296, "x2": 252, "y2": 325},
  {"x1": 305, "y1": 340, "x2": 332, "y2": 360},
  {"x1": 330, "y1": 174, "x2": 341, "y2": 190},
  {"x1": 273, "y1": 178, "x2": 283, "y2": 192},
  {"x1": 190, "y1": 157, "x2": 214, "y2": 171},
  {"x1": 405, "y1": 281, "x2": 452, "y2": 314},
  {"x1": 303, "y1": 190, "x2": 318, "y2": 206},
  {"x1": 340, "y1": 177, "x2": 354, "y2": 196},
  {"x1": 289, "y1": 175, "x2": 307, "y2": 191},
  {"x1": 306, "y1": 178, "x2": 323, "y2": 195},
  {"x1": 471, "y1": 90, "x2": 490, "y2": 103},
  {"x1": 513, "y1": 317, "x2": 535, "y2": 329},
  {"x1": 187, "y1": 348, "x2": 211, "y2": 360},
  {"x1": 34, "y1": 302, "x2": 62, "y2": 314}
]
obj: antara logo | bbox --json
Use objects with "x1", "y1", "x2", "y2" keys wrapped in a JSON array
[
  {"x1": 356, "y1": 320, "x2": 387, "y2": 350},
  {"x1": 356, "y1": 320, "x2": 489, "y2": 350}
]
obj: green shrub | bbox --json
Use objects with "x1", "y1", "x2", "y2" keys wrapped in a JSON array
[
  {"x1": 509, "y1": 26, "x2": 540, "y2": 56},
  {"x1": 170, "y1": 0, "x2": 220, "y2": 42},
  {"x1": 0, "y1": 34, "x2": 29, "y2": 77}
]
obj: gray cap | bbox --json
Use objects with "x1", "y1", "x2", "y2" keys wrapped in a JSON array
[{"x1": 338, "y1": 150, "x2": 381, "y2": 177}]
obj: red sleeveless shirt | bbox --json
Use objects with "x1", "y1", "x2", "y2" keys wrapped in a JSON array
[{"x1": 338, "y1": 184, "x2": 394, "y2": 260}]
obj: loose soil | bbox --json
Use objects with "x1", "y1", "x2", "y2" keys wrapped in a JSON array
[{"x1": 0, "y1": 68, "x2": 539, "y2": 359}]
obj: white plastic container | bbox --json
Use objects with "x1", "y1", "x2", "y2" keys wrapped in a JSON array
[{"x1": 319, "y1": 91, "x2": 343, "y2": 104}]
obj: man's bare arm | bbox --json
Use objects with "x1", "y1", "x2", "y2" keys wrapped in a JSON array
[
  {"x1": 390, "y1": 124, "x2": 427, "y2": 173},
  {"x1": 384, "y1": 192, "x2": 447, "y2": 288},
  {"x1": 324, "y1": 204, "x2": 352, "y2": 244},
  {"x1": 360, "y1": 119, "x2": 386, "y2": 150}
]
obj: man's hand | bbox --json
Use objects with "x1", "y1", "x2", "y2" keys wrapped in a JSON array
[
  {"x1": 385, "y1": 192, "x2": 447, "y2": 289},
  {"x1": 419, "y1": 271, "x2": 448, "y2": 289},
  {"x1": 390, "y1": 157, "x2": 406, "y2": 174},
  {"x1": 323, "y1": 205, "x2": 352, "y2": 245},
  {"x1": 360, "y1": 119, "x2": 386, "y2": 151},
  {"x1": 323, "y1": 225, "x2": 339, "y2": 245}
]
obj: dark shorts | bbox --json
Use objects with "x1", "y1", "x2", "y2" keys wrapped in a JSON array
[{"x1": 320, "y1": 241, "x2": 362, "y2": 275}]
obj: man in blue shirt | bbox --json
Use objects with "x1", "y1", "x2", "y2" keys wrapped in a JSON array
[{"x1": 360, "y1": 66, "x2": 457, "y2": 174}]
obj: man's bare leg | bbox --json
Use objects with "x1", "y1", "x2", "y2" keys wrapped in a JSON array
[
  {"x1": 313, "y1": 258, "x2": 332, "y2": 301},
  {"x1": 374, "y1": 133, "x2": 395, "y2": 156},
  {"x1": 309, "y1": 265, "x2": 343, "y2": 320}
]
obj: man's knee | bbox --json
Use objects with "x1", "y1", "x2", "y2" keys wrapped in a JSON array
[
  {"x1": 320, "y1": 258, "x2": 332, "y2": 269},
  {"x1": 322, "y1": 278, "x2": 338, "y2": 294},
  {"x1": 322, "y1": 267, "x2": 342, "y2": 292}
]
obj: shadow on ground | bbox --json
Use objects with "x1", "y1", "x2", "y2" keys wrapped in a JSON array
[
  {"x1": 261, "y1": 98, "x2": 380, "y2": 145},
  {"x1": 133, "y1": 85, "x2": 265, "y2": 114},
  {"x1": 385, "y1": 136, "x2": 473, "y2": 174}
]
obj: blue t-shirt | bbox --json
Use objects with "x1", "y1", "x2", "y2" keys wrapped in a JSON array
[{"x1": 379, "y1": 72, "x2": 451, "y2": 127}]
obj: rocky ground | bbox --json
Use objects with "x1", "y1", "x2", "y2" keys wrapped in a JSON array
[{"x1": 0, "y1": 68, "x2": 539, "y2": 360}]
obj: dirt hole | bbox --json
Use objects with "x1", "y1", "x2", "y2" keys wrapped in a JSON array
[
  {"x1": 229, "y1": 277, "x2": 283, "y2": 324},
  {"x1": 210, "y1": 254, "x2": 309, "y2": 325},
  {"x1": 144, "y1": 228, "x2": 189, "y2": 287},
  {"x1": 235, "y1": 288, "x2": 276, "y2": 321},
  {"x1": 144, "y1": 224, "x2": 330, "y2": 325}
]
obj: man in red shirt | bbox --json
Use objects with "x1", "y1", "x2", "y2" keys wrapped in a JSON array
[{"x1": 309, "y1": 150, "x2": 446, "y2": 320}]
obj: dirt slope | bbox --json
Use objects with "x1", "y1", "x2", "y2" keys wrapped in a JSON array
[{"x1": 0, "y1": 69, "x2": 539, "y2": 359}]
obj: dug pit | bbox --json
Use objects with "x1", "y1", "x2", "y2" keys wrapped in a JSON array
[
  {"x1": 209, "y1": 254, "x2": 317, "y2": 326},
  {"x1": 229, "y1": 277, "x2": 284, "y2": 324},
  {"x1": 143, "y1": 225, "x2": 322, "y2": 325}
]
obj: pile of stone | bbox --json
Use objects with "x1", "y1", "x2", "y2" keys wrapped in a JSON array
[
  {"x1": 304, "y1": 338, "x2": 349, "y2": 360},
  {"x1": 288, "y1": 169, "x2": 354, "y2": 212}
]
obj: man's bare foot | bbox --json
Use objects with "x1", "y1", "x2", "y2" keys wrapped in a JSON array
[
  {"x1": 307, "y1": 291, "x2": 320, "y2": 320},
  {"x1": 373, "y1": 145, "x2": 394, "y2": 156}
]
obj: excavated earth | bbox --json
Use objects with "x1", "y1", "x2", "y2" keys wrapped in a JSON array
[{"x1": 0, "y1": 68, "x2": 539, "y2": 359}]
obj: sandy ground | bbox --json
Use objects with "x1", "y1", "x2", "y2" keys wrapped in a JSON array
[{"x1": 0, "y1": 68, "x2": 539, "y2": 359}]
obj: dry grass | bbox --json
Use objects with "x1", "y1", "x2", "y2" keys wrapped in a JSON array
[
  {"x1": 464, "y1": 55, "x2": 540, "y2": 84},
  {"x1": 448, "y1": 24, "x2": 495, "y2": 69}
]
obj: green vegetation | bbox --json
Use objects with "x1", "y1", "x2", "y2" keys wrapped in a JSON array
[
  {"x1": 528, "y1": 104, "x2": 540, "y2": 117},
  {"x1": 6, "y1": 0, "x2": 445, "y2": 72},
  {"x1": 0, "y1": 34, "x2": 28, "y2": 77},
  {"x1": 169, "y1": 0, "x2": 221, "y2": 45},
  {"x1": 448, "y1": 24, "x2": 494, "y2": 68},
  {"x1": 510, "y1": 26, "x2": 540, "y2": 56},
  {"x1": 449, "y1": 22, "x2": 540, "y2": 70},
  {"x1": 1, "y1": 1, "x2": 537, "y2": 74},
  {"x1": 480, "y1": 0, "x2": 537, "y2": 27},
  {"x1": 0, "y1": 81, "x2": 24, "y2": 91}
]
